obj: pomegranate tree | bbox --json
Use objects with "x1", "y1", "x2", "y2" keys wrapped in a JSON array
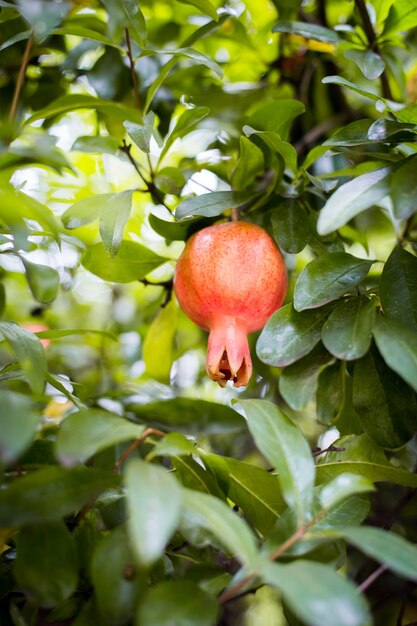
[{"x1": 174, "y1": 220, "x2": 287, "y2": 387}]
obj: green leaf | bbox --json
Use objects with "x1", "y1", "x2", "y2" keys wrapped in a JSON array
[
  {"x1": 322, "y1": 296, "x2": 376, "y2": 360},
  {"x1": 71, "y1": 135, "x2": 121, "y2": 155},
  {"x1": 271, "y1": 198, "x2": 312, "y2": 254},
  {"x1": 175, "y1": 0, "x2": 218, "y2": 21},
  {"x1": 173, "y1": 455, "x2": 226, "y2": 498},
  {"x1": 121, "y1": 0, "x2": 147, "y2": 46},
  {"x1": 319, "y1": 473, "x2": 375, "y2": 509},
  {"x1": 92, "y1": 526, "x2": 141, "y2": 624},
  {"x1": 149, "y1": 433, "x2": 195, "y2": 458},
  {"x1": 181, "y1": 488, "x2": 259, "y2": 567},
  {"x1": 243, "y1": 127, "x2": 298, "y2": 173},
  {"x1": 279, "y1": 344, "x2": 334, "y2": 410},
  {"x1": 353, "y1": 347, "x2": 416, "y2": 449},
  {"x1": 15, "y1": 521, "x2": 78, "y2": 608},
  {"x1": 257, "y1": 303, "x2": 331, "y2": 366},
  {"x1": 35, "y1": 328, "x2": 117, "y2": 341},
  {"x1": 294, "y1": 253, "x2": 374, "y2": 311},
  {"x1": 342, "y1": 526, "x2": 417, "y2": 582},
  {"x1": 383, "y1": 0, "x2": 417, "y2": 34},
  {"x1": 317, "y1": 167, "x2": 392, "y2": 235},
  {"x1": 128, "y1": 398, "x2": 244, "y2": 435},
  {"x1": 247, "y1": 99, "x2": 305, "y2": 140},
  {"x1": 232, "y1": 136, "x2": 264, "y2": 191},
  {"x1": 323, "y1": 119, "x2": 374, "y2": 147},
  {"x1": 322, "y1": 75, "x2": 382, "y2": 103},
  {"x1": 17, "y1": 0, "x2": 70, "y2": 41},
  {"x1": 373, "y1": 315, "x2": 417, "y2": 393},
  {"x1": 154, "y1": 167, "x2": 186, "y2": 196},
  {"x1": 125, "y1": 459, "x2": 182, "y2": 567},
  {"x1": 238, "y1": 399, "x2": 315, "y2": 523},
  {"x1": 149, "y1": 213, "x2": 210, "y2": 241},
  {"x1": 380, "y1": 246, "x2": 417, "y2": 330},
  {"x1": 204, "y1": 454, "x2": 285, "y2": 535},
  {"x1": 143, "y1": 299, "x2": 178, "y2": 383},
  {"x1": 0, "y1": 391, "x2": 41, "y2": 465},
  {"x1": 272, "y1": 20, "x2": 339, "y2": 43},
  {"x1": 159, "y1": 106, "x2": 209, "y2": 164},
  {"x1": 82, "y1": 241, "x2": 166, "y2": 283},
  {"x1": 262, "y1": 561, "x2": 370, "y2": 626},
  {"x1": 22, "y1": 259, "x2": 60, "y2": 304},
  {"x1": 391, "y1": 155, "x2": 417, "y2": 220},
  {"x1": 56, "y1": 408, "x2": 146, "y2": 466},
  {"x1": 99, "y1": 190, "x2": 133, "y2": 256},
  {"x1": 0, "y1": 321, "x2": 46, "y2": 396},
  {"x1": 62, "y1": 194, "x2": 109, "y2": 229},
  {"x1": 175, "y1": 191, "x2": 254, "y2": 220},
  {"x1": 0, "y1": 466, "x2": 118, "y2": 526},
  {"x1": 52, "y1": 26, "x2": 121, "y2": 49},
  {"x1": 124, "y1": 113, "x2": 154, "y2": 154},
  {"x1": 344, "y1": 49, "x2": 385, "y2": 80},
  {"x1": 0, "y1": 282, "x2": 5, "y2": 317},
  {"x1": 316, "y1": 362, "x2": 344, "y2": 425},
  {"x1": 25, "y1": 95, "x2": 142, "y2": 125},
  {"x1": 0, "y1": 188, "x2": 60, "y2": 243},
  {"x1": 137, "y1": 581, "x2": 219, "y2": 626}
]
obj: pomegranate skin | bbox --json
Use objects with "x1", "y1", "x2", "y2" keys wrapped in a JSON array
[{"x1": 173, "y1": 221, "x2": 287, "y2": 387}]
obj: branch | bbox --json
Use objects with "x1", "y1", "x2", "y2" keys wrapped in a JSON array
[
  {"x1": 358, "y1": 563, "x2": 389, "y2": 592},
  {"x1": 113, "y1": 427, "x2": 165, "y2": 474},
  {"x1": 9, "y1": 36, "x2": 33, "y2": 121},
  {"x1": 125, "y1": 28, "x2": 141, "y2": 111},
  {"x1": 139, "y1": 278, "x2": 174, "y2": 308},
  {"x1": 354, "y1": 0, "x2": 392, "y2": 100}
]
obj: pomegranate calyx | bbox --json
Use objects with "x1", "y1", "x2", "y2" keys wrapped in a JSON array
[{"x1": 206, "y1": 318, "x2": 252, "y2": 388}]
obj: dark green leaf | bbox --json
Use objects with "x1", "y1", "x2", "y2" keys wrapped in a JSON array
[
  {"x1": 92, "y1": 525, "x2": 141, "y2": 623},
  {"x1": 173, "y1": 455, "x2": 226, "y2": 498},
  {"x1": 149, "y1": 433, "x2": 195, "y2": 458},
  {"x1": 353, "y1": 347, "x2": 416, "y2": 449},
  {"x1": 124, "y1": 113, "x2": 154, "y2": 153},
  {"x1": 316, "y1": 362, "x2": 344, "y2": 425},
  {"x1": 125, "y1": 459, "x2": 182, "y2": 567},
  {"x1": 56, "y1": 408, "x2": 146, "y2": 466},
  {"x1": 82, "y1": 241, "x2": 166, "y2": 283},
  {"x1": 272, "y1": 20, "x2": 339, "y2": 43},
  {"x1": 243, "y1": 127, "x2": 297, "y2": 173},
  {"x1": 380, "y1": 245, "x2": 417, "y2": 330},
  {"x1": 317, "y1": 167, "x2": 392, "y2": 235},
  {"x1": 175, "y1": 191, "x2": 254, "y2": 220},
  {"x1": 342, "y1": 526, "x2": 417, "y2": 582},
  {"x1": 271, "y1": 198, "x2": 312, "y2": 254},
  {"x1": 391, "y1": 155, "x2": 417, "y2": 220},
  {"x1": 15, "y1": 522, "x2": 78, "y2": 608},
  {"x1": 149, "y1": 213, "x2": 210, "y2": 241},
  {"x1": 0, "y1": 467, "x2": 118, "y2": 526},
  {"x1": 257, "y1": 303, "x2": 331, "y2": 366},
  {"x1": 121, "y1": 0, "x2": 147, "y2": 46},
  {"x1": 294, "y1": 253, "x2": 374, "y2": 311},
  {"x1": 322, "y1": 296, "x2": 376, "y2": 360},
  {"x1": 23, "y1": 259, "x2": 60, "y2": 304},
  {"x1": 137, "y1": 581, "x2": 219, "y2": 626},
  {"x1": 238, "y1": 399, "x2": 315, "y2": 523},
  {"x1": 128, "y1": 398, "x2": 244, "y2": 434},
  {"x1": 262, "y1": 561, "x2": 370, "y2": 626},
  {"x1": 373, "y1": 315, "x2": 417, "y2": 393},
  {"x1": 323, "y1": 119, "x2": 374, "y2": 147},
  {"x1": 99, "y1": 190, "x2": 133, "y2": 256},
  {"x1": 0, "y1": 321, "x2": 46, "y2": 396},
  {"x1": 232, "y1": 136, "x2": 264, "y2": 191},
  {"x1": 175, "y1": 0, "x2": 218, "y2": 21},
  {"x1": 0, "y1": 391, "x2": 41, "y2": 465}
]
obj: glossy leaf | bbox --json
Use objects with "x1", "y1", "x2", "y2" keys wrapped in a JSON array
[
  {"x1": 380, "y1": 246, "x2": 417, "y2": 329},
  {"x1": 238, "y1": 399, "x2": 315, "y2": 523},
  {"x1": 279, "y1": 344, "x2": 333, "y2": 410},
  {"x1": 125, "y1": 459, "x2": 182, "y2": 567},
  {"x1": 319, "y1": 473, "x2": 375, "y2": 509},
  {"x1": 124, "y1": 113, "x2": 154, "y2": 153},
  {"x1": 257, "y1": 303, "x2": 331, "y2": 366},
  {"x1": 128, "y1": 398, "x2": 244, "y2": 434},
  {"x1": 353, "y1": 348, "x2": 416, "y2": 449},
  {"x1": 82, "y1": 241, "x2": 166, "y2": 283},
  {"x1": 294, "y1": 253, "x2": 373, "y2": 311},
  {"x1": 243, "y1": 127, "x2": 297, "y2": 173},
  {"x1": 322, "y1": 296, "x2": 376, "y2": 360},
  {"x1": 204, "y1": 454, "x2": 285, "y2": 535},
  {"x1": 92, "y1": 526, "x2": 141, "y2": 623},
  {"x1": 99, "y1": 190, "x2": 133, "y2": 256},
  {"x1": 316, "y1": 362, "x2": 344, "y2": 425},
  {"x1": 149, "y1": 433, "x2": 195, "y2": 459},
  {"x1": 143, "y1": 299, "x2": 178, "y2": 383},
  {"x1": 173, "y1": 455, "x2": 226, "y2": 498},
  {"x1": 342, "y1": 526, "x2": 417, "y2": 582},
  {"x1": 181, "y1": 488, "x2": 259, "y2": 567},
  {"x1": 56, "y1": 408, "x2": 146, "y2": 466},
  {"x1": 15, "y1": 521, "x2": 78, "y2": 608},
  {"x1": 121, "y1": 0, "x2": 147, "y2": 46},
  {"x1": 262, "y1": 561, "x2": 370, "y2": 626},
  {"x1": 175, "y1": 191, "x2": 254, "y2": 220},
  {"x1": 272, "y1": 20, "x2": 339, "y2": 43},
  {"x1": 0, "y1": 467, "x2": 118, "y2": 526},
  {"x1": 373, "y1": 316, "x2": 417, "y2": 393},
  {"x1": 383, "y1": 0, "x2": 417, "y2": 34},
  {"x1": 23, "y1": 259, "x2": 60, "y2": 304},
  {"x1": 137, "y1": 580, "x2": 219, "y2": 626},
  {"x1": 159, "y1": 106, "x2": 209, "y2": 163},
  {"x1": 247, "y1": 99, "x2": 305, "y2": 140},
  {"x1": 391, "y1": 155, "x2": 417, "y2": 220},
  {"x1": 0, "y1": 321, "x2": 46, "y2": 396},
  {"x1": 317, "y1": 167, "x2": 392, "y2": 235},
  {"x1": 232, "y1": 136, "x2": 264, "y2": 191},
  {"x1": 175, "y1": 0, "x2": 218, "y2": 21},
  {"x1": 0, "y1": 391, "x2": 41, "y2": 465},
  {"x1": 344, "y1": 49, "x2": 385, "y2": 80},
  {"x1": 271, "y1": 198, "x2": 312, "y2": 253}
]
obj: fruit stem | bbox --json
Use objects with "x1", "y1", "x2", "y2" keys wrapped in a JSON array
[{"x1": 231, "y1": 207, "x2": 239, "y2": 222}]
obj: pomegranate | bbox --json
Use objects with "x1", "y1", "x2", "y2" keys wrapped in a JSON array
[{"x1": 173, "y1": 221, "x2": 287, "y2": 387}]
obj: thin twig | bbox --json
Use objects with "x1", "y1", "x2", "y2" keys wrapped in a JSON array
[
  {"x1": 139, "y1": 278, "x2": 174, "y2": 307},
  {"x1": 9, "y1": 36, "x2": 33, "y2": 121},
  {"x1": 312, "y1": 445, "x2": 345, "y2": 458},
  {"x1": 354, "y1": 0, "x2": 392, "y2": 100},
  {"x1": 359, "y1": 563, "x2": 389, "y2": 592},
  {"x1": 113, "y1": 427, "x2": 165, "y2": 474},
  {"x1": 125, "y1": 28, "x2": 141, "y2": 111}
]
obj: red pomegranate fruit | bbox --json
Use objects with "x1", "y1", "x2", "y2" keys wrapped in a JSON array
[{"x1": 173, "y1": 221, "x2": 287, "y2": 387}]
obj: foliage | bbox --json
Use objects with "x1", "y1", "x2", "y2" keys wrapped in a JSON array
[{"x1": 1, "y1": 0, "x2": 417, "y2": 625}]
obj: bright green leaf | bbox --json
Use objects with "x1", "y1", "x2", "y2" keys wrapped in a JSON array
[
  {"x1": 23, "y1": 259, "x2": 60, "y2": 304},
  {"x1": 0, "y1": 321, "x2": 46, "y2": 396},
  {"x1": 82, "y1": 241, "x2": 167, "y2": 283},
  {"x1": 143, "y1": 299, "x2": 178, "y2": 383}
]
